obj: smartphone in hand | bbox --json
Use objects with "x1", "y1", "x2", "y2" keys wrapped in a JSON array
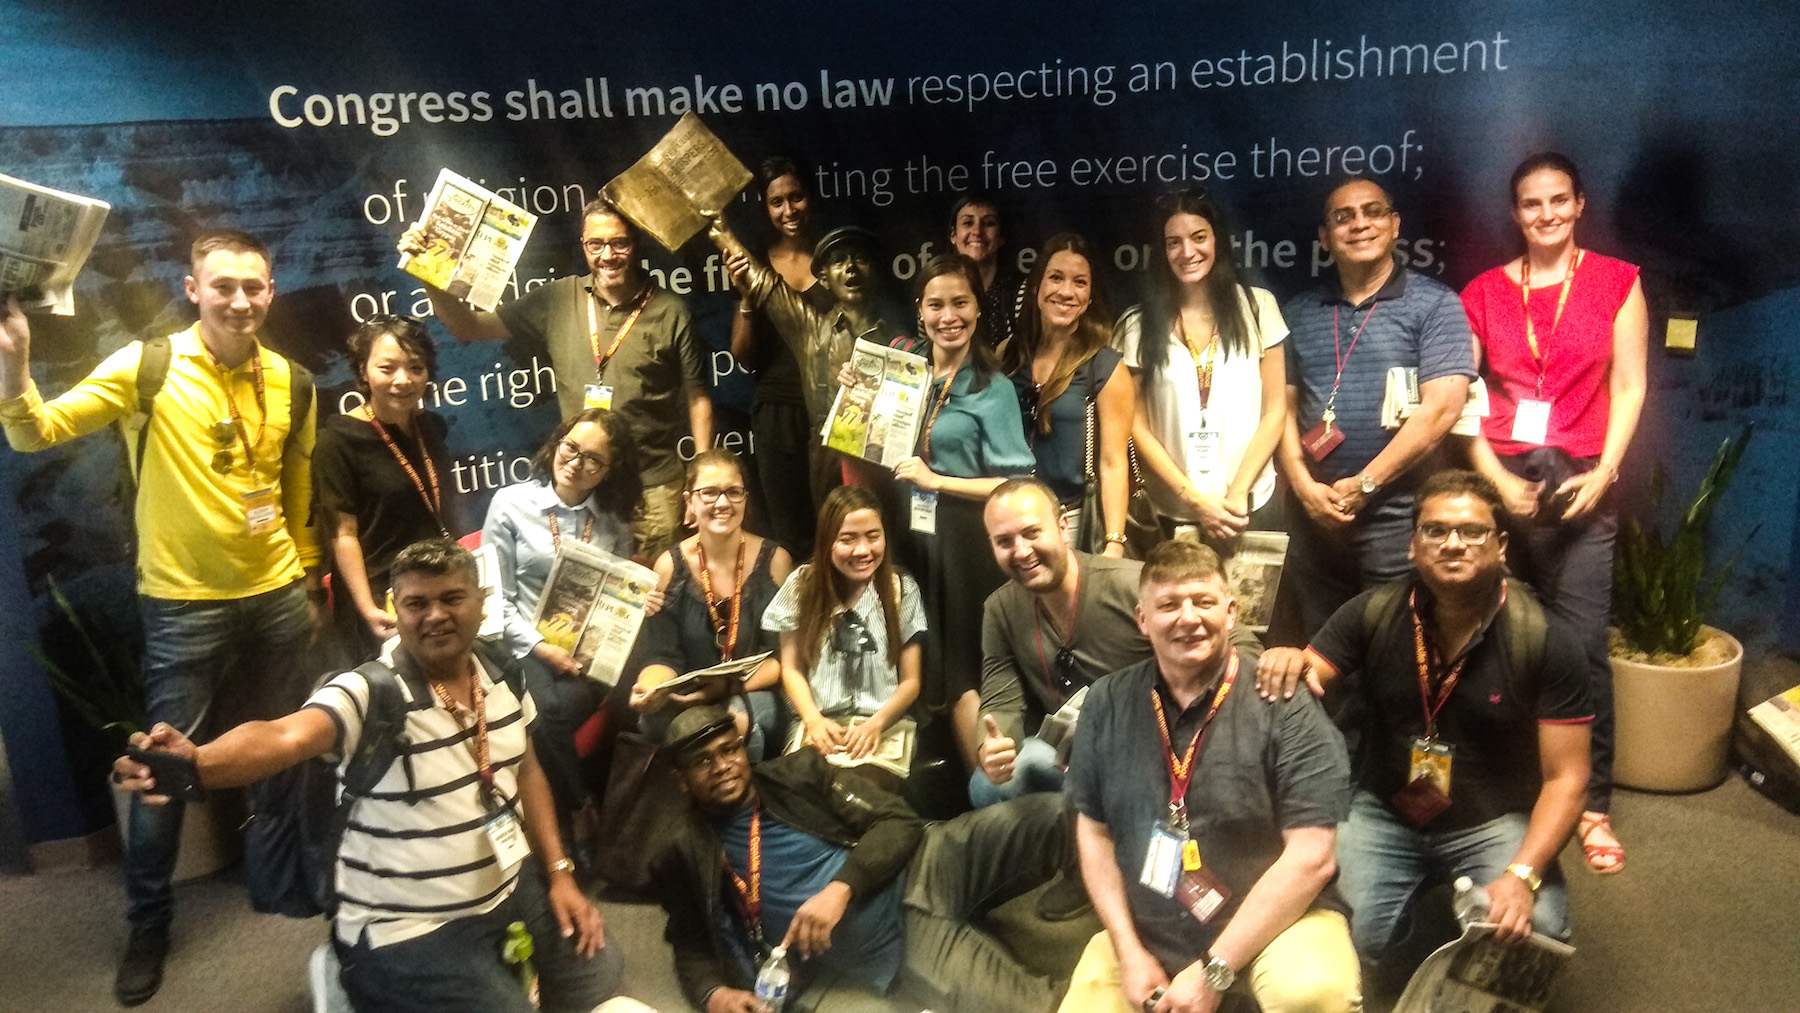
[{"x1": 125, "y1": 746, "x2": 207, "y2": 801}]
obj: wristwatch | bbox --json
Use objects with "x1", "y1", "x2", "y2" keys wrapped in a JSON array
[
  {"x1": 1357, "y1": 472, "x2": 1380, "y2": 496},
  {"x1": 1506, "y1": 863, "x2": 1542, "y2": 892},
  {"x1": 547, "y1": 857, "x2": 576, "y2": 877},
  {"x1": 1202, "y1": 953, "x2": 1236, "y2": 993}
]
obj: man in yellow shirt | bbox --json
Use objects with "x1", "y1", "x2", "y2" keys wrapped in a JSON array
[{"x1": 0, "y1": 229, "x2": 321, "y2": 1007}]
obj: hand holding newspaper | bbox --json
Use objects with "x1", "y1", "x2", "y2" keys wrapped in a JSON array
[
  {"x1": 651, "y1": 652, "x2": 774, "y2": 696},
  {"x1": 0, "y1": 173, "x2": 110, "y2": 316},
  {"x1": 397, "y1": 169, "x2": 538, "y2": 312},
  {"x1": 1381, "y1": 368, "x2": 1490, "y2": 437},
  {"x1": 531, "y1": 540, "x2": 658, "y2": 687},
  {"x1": 823, "y1": 339, "x2": 931, "y2": 467}
]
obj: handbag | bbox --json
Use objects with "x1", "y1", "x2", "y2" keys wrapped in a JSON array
[{"x1": 1072, "y1": 363, "x2": 1107, "y2": 554}]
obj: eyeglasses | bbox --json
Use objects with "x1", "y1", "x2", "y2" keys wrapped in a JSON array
[
  {"x1": 678, "y1": 735, "x2": 746, "y2": 772},
  {"x1": 1327, "y1": 203, "x2": 1396, "y2": 228},
  {"x1": 581, "y1": 238, "x2": 633, "y2": 255},
  {"x1": 556, "y1": 440, "x2": 610, "y2": 473},
  {"x1": 1416, "y1": 523, "x2": 1495, "y2": 546},
  {"x1": 209, "y1": 419, "x2": 238, "y2": 474},
  {"x1": 690, "y1": 485, "x2": 748, "y2": 505}
]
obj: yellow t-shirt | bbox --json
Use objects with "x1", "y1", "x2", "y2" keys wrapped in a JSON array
[{"x1": 1, "y1": 323, "x2": 319, "y2": 599}]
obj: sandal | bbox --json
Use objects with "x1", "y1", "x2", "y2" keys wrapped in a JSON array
[{"x1": 1578, "y1": 811, "x2": 1625, "y2": 875}]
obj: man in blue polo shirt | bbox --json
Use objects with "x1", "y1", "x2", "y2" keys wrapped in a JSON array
[{"x1": 1276, "y1": 178, "x2": 1476, "y2": 641}]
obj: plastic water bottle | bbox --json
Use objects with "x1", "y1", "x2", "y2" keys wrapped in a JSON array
[
  {"x1": 1451, "y1": 875, "x2": 1491, "y2": 928},
  {"x1": 753, "y1": 944, "x2": 791, "y2": 1011}
]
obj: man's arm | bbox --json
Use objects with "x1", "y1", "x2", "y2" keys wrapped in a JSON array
[
  {"x1": 1485, "y1": 721, "x2": 1589, "y2": 943},
  {"x1": 280, "y1": 370, "x2": 324, "y2": 583},
  {"x1": 784, "y1": 750, "x2": 926, "y2": 958},
  {"x1": 0, "y1": 296, "x2": 140, "y2": 451},
  {"x1": 517, "y1": 738, "x2": 605, "y2": 956},
  {"x1": 1335, "y1": 374, "x2": 1469, "y2": 507},
  {"x1": 396, "y1": 231, "x2": 512, "y2": 342},
  {"x1": 112, "y1": 709, "x2": 337, "y2": 798},
  {"x1": 1075, "y1": 812, "x2": 1171, "y2": 1009},
  {"x1": 974, "y1": 601, "x2": 1028, "y2": 779},
  {"x1": 686, "y1": 383, "x2": 714, "y2": 452},
  {"x1": 1276, "y1": 383, "x2": 1350, "y2": 529}
]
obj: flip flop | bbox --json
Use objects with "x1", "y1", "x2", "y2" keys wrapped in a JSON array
[{"x1": 1578, "y1": 811, "x2": 1625, "y2": 875}]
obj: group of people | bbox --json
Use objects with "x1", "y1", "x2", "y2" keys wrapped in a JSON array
[{"x1": 0, "y1": 146, "x2": 1648, "y2": 1012}]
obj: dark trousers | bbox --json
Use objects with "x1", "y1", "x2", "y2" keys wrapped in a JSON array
[
  {"x1": 1274, "y1": 488, "x2": 1416, "y2": 646},
  {"x1": 747, "y1": 399, "x2": 824, "y2": 558}
]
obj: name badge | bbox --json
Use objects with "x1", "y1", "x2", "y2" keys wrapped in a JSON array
[
  {"x1": 1139, "y1": 825, "x2": 1185, "y2": 898},
  {"x1": 484, "y1": 810, "x2": 530, "y2": 872},
  {"x1": 583, "y1": 383, "x2": 614, "y2": 411},
  {"x1": 1408, "y1": 737, "x2": 1454, "y2": 796},
  {"x1": 1301, "y1": 418, "x2": 1345, "y2": 461},
  {"x1": 1175, "y1": 866, "x2": 1233, "y2": 925},
  {"x1": 910, "y1": 489, "x2": 938, "y2": 534},
  {"x1": 1511, "y1": 398, "x2": 1551, "y2": 445},
  {"x1": 1184, "y1": 429, "x2": 1223, "y2": 475},
  {"x1": 241, "y1": 488, "x2": 280, "y2": 537}
]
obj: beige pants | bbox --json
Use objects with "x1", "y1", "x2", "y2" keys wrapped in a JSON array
[
  {"x1": 1058, "y1": 909, "x2": 1362, "y2": 1013},
  {"x1": 633, "y1": 478, "x2": 683, "y2": 563}
]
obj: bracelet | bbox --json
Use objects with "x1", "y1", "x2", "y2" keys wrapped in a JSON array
[
  {"x1": 547, "y1": 857, "x2": 576, "y2": 877},
  {"x1": 1104, "y1": 531, "x2": 1128, "y2": 545}
]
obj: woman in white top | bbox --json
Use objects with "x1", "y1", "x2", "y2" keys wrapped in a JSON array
[{"x1": 1115, "y1": 189, "x2": 1289, "y2": 546}]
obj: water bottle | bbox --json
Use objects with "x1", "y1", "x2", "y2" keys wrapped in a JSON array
[
  {"x1": 1451, "y1": 875, "x2": 1491, "y2": 928},
  {"x1": 753, "y1": 944, "x2": 791, "y2": 1011}
]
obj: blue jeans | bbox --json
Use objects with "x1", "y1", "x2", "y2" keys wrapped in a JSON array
[
  {"x1": 1334, "y1": 790, "x2": 1570, "y2": 969},
  {"x1": 126, "y1": 581, "x2": 314, "y2": 928},
  {"x1": 336, "y1": 862, "x2": 623, "y2": 1013},
  {"x1": 1279, "y1": 489, "x2": 1416, "y2": 644},
  {"x1": 967, "y1": 735, "x2": 1064, "y2": 808}
]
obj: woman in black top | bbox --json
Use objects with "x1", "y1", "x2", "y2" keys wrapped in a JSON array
[{"x1": 315, "y1": 315, "x2": 456, "y2": 664}]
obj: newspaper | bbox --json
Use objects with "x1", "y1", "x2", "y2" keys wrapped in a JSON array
[
  {"x1": 0, "y1": 173, "x2": 111, "y2": 316},
  {"x1": 822, "y1": 339, "x2": 931, "y2": 466},
  {"x1": 1381, "y1": 368, "x2": 1490, "y2": 437},
  {"x1": 652, "y1": 651, "x2": 774, "y2": 695},
  {"x1": 602, "y1": 112, "x2": 752, "y2": 252},
  {"x1": 397, "y1": 168, "x2": 538, "y2": 312},
  {"x1": 1222, "y1": 531, "x2": 1289, "y2": 634},
  {"x1": 1037, "y1": 685, "x2": 1090, "y2": 768},
  {"x1": 531, "y1": 540, "x2": 657, "y2": 687},
  {"x1": 1394, "y1": 922, "x2": 1574, "y2": 1013},
  {"x1": 785, "y1": 716, "x2": 917, "y2": 779},
  {"x1": 1749, "y1": 684, "x2": 1800, "y2": 767}
]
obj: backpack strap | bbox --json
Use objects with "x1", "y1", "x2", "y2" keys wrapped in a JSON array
[
  {"x1": 126, "y1": 335, "x2": 173, "y2": 488},
  {"x1": 1501, "y1": 579, "x2": 1549, "y2": 683},
  {"x1": 1359, "y1": 579, "x2": 1413, "y2": 654}
]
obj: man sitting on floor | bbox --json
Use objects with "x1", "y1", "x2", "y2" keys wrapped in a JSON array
[
  {"x1": 112, "y1": 539, "x2": 624, "y2": 1013},
  {"x1": 650, "y1": 704, "x2": 1070, "y2": 1013}
]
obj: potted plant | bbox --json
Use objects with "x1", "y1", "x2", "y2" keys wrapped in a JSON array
[
  {"x1": 29, "y1": 579, "x2": 240, "y2": 879},
  {"x1": 1609, "y1": 424, "x2": 1753, "y2": 792}
]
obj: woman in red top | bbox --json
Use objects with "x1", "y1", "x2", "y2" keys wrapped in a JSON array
[{"x1": 1462, "y1": 152, "x2": 1648, "y2": 875}]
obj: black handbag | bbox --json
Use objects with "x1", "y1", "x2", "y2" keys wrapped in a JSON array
[{"x1": 1072, "y1": 363, "x2": 1107, "y2": 554}]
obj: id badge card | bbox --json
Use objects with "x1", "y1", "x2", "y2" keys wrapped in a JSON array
[
  {"x1": 1301, "y1": 418, "x2": 1345, "y2": 461},
  {"x1": 1408, "y1": 737, "x2": 1454, "y2": 795},
  {"x1": 583, "y1": 383, "x2": 614, "y2": 411},
  {"x1": 910, "y1": 489, "x2": 938, "y2": 534},
  {"x1": 241, "y1": 488, "x2": 280, "y2": 536},
  {"x1": 1175, "y1": 865, "x2": 1233, "y2": 925},
  {"x1": 1184, "y1": 429, "x2": 1223, "y2": 475},
  {"x1": 1139, "y1": 825, "x2": 1185, "y2": 898},
  {"x1": 484, "y1": 809, "x2": 531, "y2": 872},
  {"x1": 1511, "y1": 398, "x2": 1551, "y2": 445}
]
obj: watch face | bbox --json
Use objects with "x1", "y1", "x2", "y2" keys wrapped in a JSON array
[{"x1": 1360, "y1": 474, "x2": 1377, "y2": 494}]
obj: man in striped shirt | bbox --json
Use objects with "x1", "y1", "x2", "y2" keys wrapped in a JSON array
[{"x1": 113, "y1": 539, "x2": 624, "y2": 1012}]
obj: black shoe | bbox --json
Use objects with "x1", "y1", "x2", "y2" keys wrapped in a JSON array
[
  {"x1": 114, "y1": 925, "x2": 169, "y2": 1007},
  {"x1": 1035, "y1": 870, "x2": 1093, "y2": 922}
]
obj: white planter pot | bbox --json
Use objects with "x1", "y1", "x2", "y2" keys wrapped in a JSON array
[
  {"x1": 110, "y1": 785, "x2": 242, "y2": 883},
  {"x1": 1610, "y1": 626, "x2": 1744, "y2": 793}
]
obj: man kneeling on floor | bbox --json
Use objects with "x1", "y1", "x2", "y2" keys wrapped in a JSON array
[
  {"x1": 652, "y1": 704, "x2": 1070, "y2": 1013},
  {"x1": 112, "y1": 539, "x2": 625, "y2": 1013},
  {"x1": 1060, "y1": 541, "x2": 1361, "y2": 1013}
]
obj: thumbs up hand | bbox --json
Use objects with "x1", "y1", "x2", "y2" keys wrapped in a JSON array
[{"x1": 977, "y1": 714, "x2": 1018, "y2": 786}]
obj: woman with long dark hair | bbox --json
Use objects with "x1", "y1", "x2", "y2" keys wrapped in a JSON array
[
  {"x1": 1115, "y1": 189, "x2": 1289, "y2": 547},
  {"x1": 1462, "y1": 152, "x2": 1648, "y2": 875},
  {"x1": 999, "y1": 234, "x2": 1134, "y2": 556}
]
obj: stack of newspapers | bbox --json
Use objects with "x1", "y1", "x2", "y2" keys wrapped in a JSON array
[
  {"x1": 1381, "y1": 367, "x2": 1490, "y2": 437},
  {"x1": 0, "y1": 173, "x2": 110, "y2": 316}
]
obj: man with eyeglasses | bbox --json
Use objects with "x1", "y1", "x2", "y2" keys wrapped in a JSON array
[
  {"x1": 1274, "y1": 177, "x2": 1476, "y2": 644},
  {"x1": 1, "y1": 229, "x2": 322, "y2": 1005},
  {"x1": 1256, "y1": 470, "x2": 1591, "y2": 992},
  {"x1": 405, "y1": 197, "x2": 712, "y2": 562},
  {"x1": 651, "y1": 704, "x2": 1073, "y2": 1013}
]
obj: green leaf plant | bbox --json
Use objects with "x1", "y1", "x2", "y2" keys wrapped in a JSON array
[{"x1": 22, "y1": 577, "x2": 143, "y2": 745}]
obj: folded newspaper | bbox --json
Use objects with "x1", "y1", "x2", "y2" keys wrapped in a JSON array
[
  {"x1": 602, "y1": 112, "x2": 752, "y2": 252},
  {"x1": 1393, "y1": 922, "x2": 1574, "y2": 1013},
  {"x1": 0, "y1": 173, "x2": 110, "y2": 316},
  {"x1": 532, "y1": 540, "x2": 657, "y2": 687},
  {"x1": 1749, "y1": 684, "x2": 1800, "y2": 767},
  {"x1": 823, "y1": 339, "x2": 930, "y2": 467},
  {"x1": 651, "y1": 651, "x2": 774, "y2": 695},
  {"x1": 1222, "y1": 531, "x2": 1289, "y2": 635},
  {"x1": 1381, "y1": 368, "x2": 1490, "y2": 437},
  {"x1": 398, "y1": 168, "x2": 538, "y2": 312}
]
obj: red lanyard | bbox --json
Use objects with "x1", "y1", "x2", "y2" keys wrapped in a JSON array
[
  {"x1": 696, "y1": 536, "x2": 747, "y2": 659},
  {"x1": 1408, "y1": 583, "x2": 1500, "y2": 739},
  {"x1": 1322, "y1": 301, "x2": 1379, "y2": 425},
  {"x1": 1519, "y1": 250, "x2": 1583, "y2": 397},
  {"x1": 429, "y1": 661, "x2": 498, "y2": 807},
  {"x1": 723, "y1": 801, "x2": 765, "y2": 946},
  {"x1": 918, "y1": 367, "x2": 959, "y2": 462},
  {"x1": 208, "y1": 344, "x2": 268, "y2": 474},
  {"x1": 1031, "y1": 570, "x2": 1082, "y2": 704},
  {"x1": 547, "y1": 509, "x2": 594, "y2": 551},
  {"x1": 366, "y1": 412, "x2": 448, "y2": 536},
  {"x1": 586, "y1": 285, "x2": 652, "y2": 380},
  {"x1": 1149, "y1": 651, "x2": 1239, "y2": 832}
]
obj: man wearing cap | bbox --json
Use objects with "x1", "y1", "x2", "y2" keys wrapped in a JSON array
[
  {"x1": 651, "y1": 705, "x2": 1070, "y2": 1013},
  {"x1": 404, "y1": 197, "x2": 713, "y2": 562}
]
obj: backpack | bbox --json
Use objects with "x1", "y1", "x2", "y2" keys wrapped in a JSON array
[
  {"x1": 1358, "y1": 578, "x2": 1548, "y2": 684},
  {"x1": 120, "y1": 334, "x2": 314, "y2": 489},
  {"x1": 244, "y1": 647, "x2": 526, "y2": 919}
]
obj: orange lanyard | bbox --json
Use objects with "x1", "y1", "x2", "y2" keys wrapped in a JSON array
[
  {"x1": 1408, "y1": 583, "x2": 1500, "y2": 739},
  {"x1": 366, "y1": 413, "x2": 448, "y2": 536},
  {"x1": 586, "y1": 285, "x2": 652, "y2": 380},
  {"x1": 1176, "y1": 318, "x2": 1219, "y2": 414},
  {"x1": 208, "y1": 345, "x2": 268, "y2": 474},
  {"x1": 918, "y1": 367, "x2": 960, "y2": 462},
  {"x1": 723, "y1": 801, "x2": 765, "y2": 947},
  {"x1": 547, "y1": 509, "x2": 594, "y2": 552},
  {"x1": 1519, "y1": 250, "x2": 1583, "y2": 397},
  {"x1": 1149, "y1": 652, "x2": 1238, "y2": 833},
  {"x1": 429, "y1": 663, "x2": 499, "y2": 808},
  {"x1": 696, "y1": 536, "x2": 747, "y2": 659}
]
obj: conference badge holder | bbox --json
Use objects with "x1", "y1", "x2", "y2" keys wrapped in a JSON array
[
  {"x1": 1511, "y1": 398, "x2": 1551, "y2": 446},
  {"x1": 910, "y1": 489, "x2": 937, "y2": 534},
  {"x1": 241, "y1": 488, "x2": 280, "y2": 536},
  {"x1": 1184, "y1": 428, "x2": 1223, "y2": 476},
  {"x1": 583, "y1": 383, "x2": 615, "y2": 412},
  {"x1": 1392, "y1": 737, "x2": 1454, "y2": 828},
  {"x1": 485, "y1": 808, "x2": 531, "y2": 872},
  {"x1": 1302, "y1": 413, "x2": 1344, "y2": 461}
]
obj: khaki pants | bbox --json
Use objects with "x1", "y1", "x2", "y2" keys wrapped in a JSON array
[
  {"x1": 1058, "y1": 909, "x2": 1362, "y2": 1013},
  {"x1": 633, "y1": 478, "x2": 683, "y2": 563}
]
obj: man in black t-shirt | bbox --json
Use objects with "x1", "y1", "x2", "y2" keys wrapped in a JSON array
[{"x1": 1258, "y1": 469, "x2": 1592, "y2": 984}]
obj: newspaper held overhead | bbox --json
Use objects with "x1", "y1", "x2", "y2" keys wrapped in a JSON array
[
  {"x1": 531, "y1": 540, "x2": 658, "y2": 688},
  {"x1": 823, "y1": 339, "x2": 931, "y2": 467},
  {"x1": 0, "y1": 174, "x2": 111, "y2": 316},
  {"x1": 397, "y1": 168, "x2": 538, "y2": 312},
  {"x1": 602, "y1": 112, "x2": 753, "y2": 252}
]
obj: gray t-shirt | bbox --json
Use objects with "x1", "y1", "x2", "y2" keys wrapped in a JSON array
[{"x1": 762, "y1": 564, "x2": 927, "y2": 716}]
